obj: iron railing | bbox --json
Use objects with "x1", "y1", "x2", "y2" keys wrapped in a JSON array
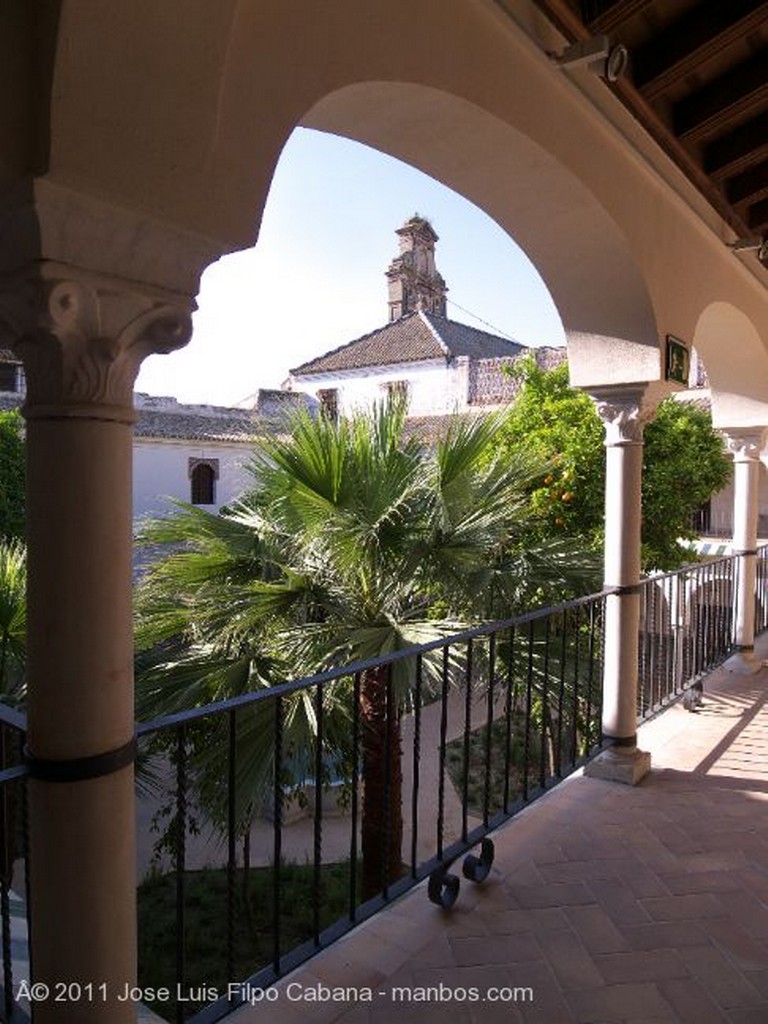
[
  {"x1": 134, "y1": 591, "x2": 607, "y2": 1022},
  {"x1": 637, "y1": 553, "x2": 737, "y2": 716},
  {"x1": 0, "y1": 704, "x2": 29, "y2": 1024},
  {"x1": 1, "y1": 546, "x2": 766, "y2": 1022},
  {"x1": 757, "y1": 546, "x2": 768, "y2": 635}
]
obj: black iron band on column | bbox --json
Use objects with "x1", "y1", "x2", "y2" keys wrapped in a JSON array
[
  {"x1": 608, "y1": 584, "x2": 641, "y2": 596},
  {"x1": 734, "y1": 549, "x2": 758, "y2": 557},
  {"x1": 604, "y1": 734, "x2": 637, "y2": 748},
  {"x1": 24, "y1": 737, "x2": 137, "y2": 782}
]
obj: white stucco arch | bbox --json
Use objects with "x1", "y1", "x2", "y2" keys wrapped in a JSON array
[
  {"x1": 695, "y1": 303, "x2": 768, "y2": 427},
  {"x1": 24, "y1": 0, "x2": 765, "y2": 394},
  {"x1": 301, "y1": 81, "x2": 659, "y2": 353}
]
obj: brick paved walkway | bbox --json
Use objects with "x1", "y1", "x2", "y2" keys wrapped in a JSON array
[{"x1": 230, "y1": 637, "x2": 768, "y2": 1024}]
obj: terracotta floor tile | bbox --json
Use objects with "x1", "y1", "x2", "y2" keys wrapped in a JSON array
[
  {"x1": 739, "y1": 968, "x2": 768, "y2": 998},
  {"x1": 482, "y1": 906, "x2": 570, "y2": 935},
  {"x1": 621, "y1": 920, "x2": 711, "y2": 951},
  {"x1": 640, "y1": 893, "x2": 730, "y2": 922},
  {"x1": 228, "y1": 653, "x2": 768, "y2": 1023},
  {"x1": 563, "y1": 904, "x2": 632, "y2": 954},
  {"x1": 504, "y1": 881, "x2": 594, "y2": 909},
  {"x1": 537, "y1": 858, "x2": 620, "y2": 884},
  {"x1": 719, "y1": 890, "x2": 768, "y2": 939},
  {"x1": 702, "y1": 918, "x2": 768, "y2": 970},
  {"x1": 535, "y1": 928, "x2": 604, "y2": 989},
  {"x1": 334, "y1": 1006, "x2": 371, "y2": 1024},
  {"x1": 678, "y1": 945, "x2": 766, "y2": 1009},
  {"x1": 726, "y1": 1009, "x2": 768, "y2": 1024},
  {"x1": 448, "y1": 932, "x2": 543, "y2": 966},
  {"x1": 659, "y1": 870, "x2": 745, "y2": 895},
  {"x1": 564, "y1": 981, "x2": 675, "y2": 1022},
  {"x1": 593, "y1": 949, "x2": 688, "y2": 984},
  {"x1": 588, "y1": 879, "x2": 654, "y2": 925},
  {"x1": 468, "y1": 1001, "x2": 525, "y2": 1024},
  {"x1": 656, "y1": 977, "x2": 730, "y2": 1024}
]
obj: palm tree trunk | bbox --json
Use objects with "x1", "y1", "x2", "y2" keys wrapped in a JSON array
[{"x1": 360, "y1": 664, "x2": 402, "y2": 900}]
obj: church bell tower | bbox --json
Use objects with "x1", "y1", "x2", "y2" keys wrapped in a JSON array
[{"x1": 386, "y1": 215, "x2": 448, "y2": 320}]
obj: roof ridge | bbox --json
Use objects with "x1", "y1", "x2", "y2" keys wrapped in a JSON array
[
  {"x1": 418, "y1": 309, "x2": 452, "y2": 358},
  {"x1": 290, "y1": 311, "x2": 423, "y2": 374},
  {"x1": 423, "y1": 309, "x2": 524, "y2": 349}
]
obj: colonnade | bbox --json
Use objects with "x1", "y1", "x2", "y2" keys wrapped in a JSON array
[{"x1": 4, "y1": 268, "x2": 766, "y2": 1019}]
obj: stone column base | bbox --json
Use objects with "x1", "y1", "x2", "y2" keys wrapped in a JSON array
[
  {"x1": 724, "y1": 650, "x2": 763, "y2": 675},
  {"x1": 584, "y1": 747, "x2": 651, "y2": 786}
]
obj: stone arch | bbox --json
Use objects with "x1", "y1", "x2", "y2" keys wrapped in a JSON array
[
  {"x1": 30, "y1": 1, "x2": 663, "y2": 377},
  {"x1": 694, "y1": 303, "x2": 768, "y2": 426},
  {"x1": 300, "y1": 81, "x2": 658, "y2": 354}
]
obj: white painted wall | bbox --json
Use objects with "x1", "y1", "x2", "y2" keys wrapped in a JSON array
[
  {"x1": 291, "y1": 357, "x2": 470, "y2": 417},
  {"x1": 707, "y1": 466, "x2": 768, "y2": 539},
  {"x1": 132, "y1": 438, "x2": 253, "y2": 522}
]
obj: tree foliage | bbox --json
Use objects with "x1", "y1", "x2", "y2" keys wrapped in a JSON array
[
  {"x1": 498, "y1": 358, "x2": 731, "y2": 570},
  {"x1": 0, "y1": 538, "x2": 26, "y2": 702},
  {"x1": 0, "y1": 411, "x2": 25, "y2": 542},
  {"x1": 135, "y1": 398, "x2": 600, "y2": 890},
  {"x1": 642, "y1": 399, "x2": 731, "y2": 568}
]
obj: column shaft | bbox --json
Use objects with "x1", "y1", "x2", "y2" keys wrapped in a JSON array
[
  {"x1": 724, "y1": 430, "x2": 764, "y2": 674},
  {"x1": 733, "y1": 456, "x2": 757, "y2": 649},
  {"x1": 3, "y1": 262, "x2": 195, "y2": 1022},
  {"x1": 601, "y1": 441, "x2": 643, "y2": 742},
  {"x1": 25, "y1": 414, "x2": 137, "y2": 1022},
  {"x1": 584, "y1": 385, "x2": 655, "y2": 786}
]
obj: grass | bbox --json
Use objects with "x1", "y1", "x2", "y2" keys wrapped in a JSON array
[
  {"x1": 444, "y1": 714, "x2": 543, "y2": 818},
  {"x1": 137, "y1": 859, "x2": 356, "y2": 1020}
]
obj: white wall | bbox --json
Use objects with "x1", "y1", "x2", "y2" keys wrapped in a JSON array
[
  {"x1": 292, "y1": 357, "x2": 470, "y2": 417},
  {"x1": 132, "y1": 439, "x2": 253, "y2": 522},
  {"x1": 707, "y1": 465, "x2": 768, "y2": 539}
]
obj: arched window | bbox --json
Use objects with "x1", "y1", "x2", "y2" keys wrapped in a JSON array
[{"x1": 189, "y1": 459, "x2": 218, "y2": 505}]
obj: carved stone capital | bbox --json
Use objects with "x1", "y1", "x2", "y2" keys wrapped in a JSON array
[
  {"x1": 0, "y1": 262, "x2": 194, "y2": 421},
  {"x1": 588, "y1": 385, "x2": 657, "y2": 446},
  {"x1": 724, "y1": 429, "x2": 765, "y2": 463}
]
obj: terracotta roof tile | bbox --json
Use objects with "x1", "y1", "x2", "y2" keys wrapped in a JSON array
[
  {"x1": 133, "y1": 407, "x2": 258, "y2": 443},
  {"x1": 290, "y1": 311, "x2": 524, "y2": 375}
]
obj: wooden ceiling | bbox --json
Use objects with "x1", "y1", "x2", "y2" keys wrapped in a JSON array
[{"x1": 528, "y1": 0, "x2": 768, "y2": 241}]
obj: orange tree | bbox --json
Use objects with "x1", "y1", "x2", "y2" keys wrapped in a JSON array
[{"x1": 498, "y1": 357, "x2": 731, "y2": 570}]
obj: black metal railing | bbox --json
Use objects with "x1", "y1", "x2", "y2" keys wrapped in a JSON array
[
  {"x1": 2, "y1": 546, "x2": 767, "y2": 1022},
  {"x1": 134, "y1": 591, "x2": 608, "y2": 1023},
  {"x1": 0, "y1": 704, "x2": 29, "y2": 1024},
  {"x1": 637, "y1": 553, "x2": 738, "y2": 717},
  {"x1": 757, "y1": 546, "x2": 768, "y2": 635}
]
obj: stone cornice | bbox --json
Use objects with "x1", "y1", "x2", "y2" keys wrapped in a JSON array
[{"x1": 0, "y1": 262, "x2": 194, "y2": 421}]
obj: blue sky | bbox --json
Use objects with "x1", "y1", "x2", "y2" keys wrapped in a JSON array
[{"x1": 135, "y1": 128, "x2": 564, "y2": 406}]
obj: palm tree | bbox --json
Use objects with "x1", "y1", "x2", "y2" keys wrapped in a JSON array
[{"x1": 135, "y1": 398, "x2": 598, "y2": 896}]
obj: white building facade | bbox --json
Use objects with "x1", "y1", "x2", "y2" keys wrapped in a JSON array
[{"x1": 287, "y1": 216, "x2": 565, "y2": 419}]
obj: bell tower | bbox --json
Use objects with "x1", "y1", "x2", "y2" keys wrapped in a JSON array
[{"x1": 386, "y1": 215, "x2": 448, "y2": 320}]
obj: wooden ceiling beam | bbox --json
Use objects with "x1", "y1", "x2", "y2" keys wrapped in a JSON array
[
  {"x1": 586, "y1": 0, "x2": 653, "y2": 35},
  {"x1": 747, "y1": 196, "x2": 768, "y2": 230},
  {"x1": 524, "y1": 0, "x2": 755, "y2": 237},
  {"x1": 705, "y1": 111, "x2": 768, "y2": 178},
  {"x1": 634, "y1": 2, "x2": 768, "y2": 101},
  {"x1": 726, "y1": 159, "x2": 768, "y2": 205},
  {"x1": 675, "y1": 50, "x2": 768, "y2": 143},
  {"x1": 517, "y1": 0, "x2": 587, "y2": 41}
]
